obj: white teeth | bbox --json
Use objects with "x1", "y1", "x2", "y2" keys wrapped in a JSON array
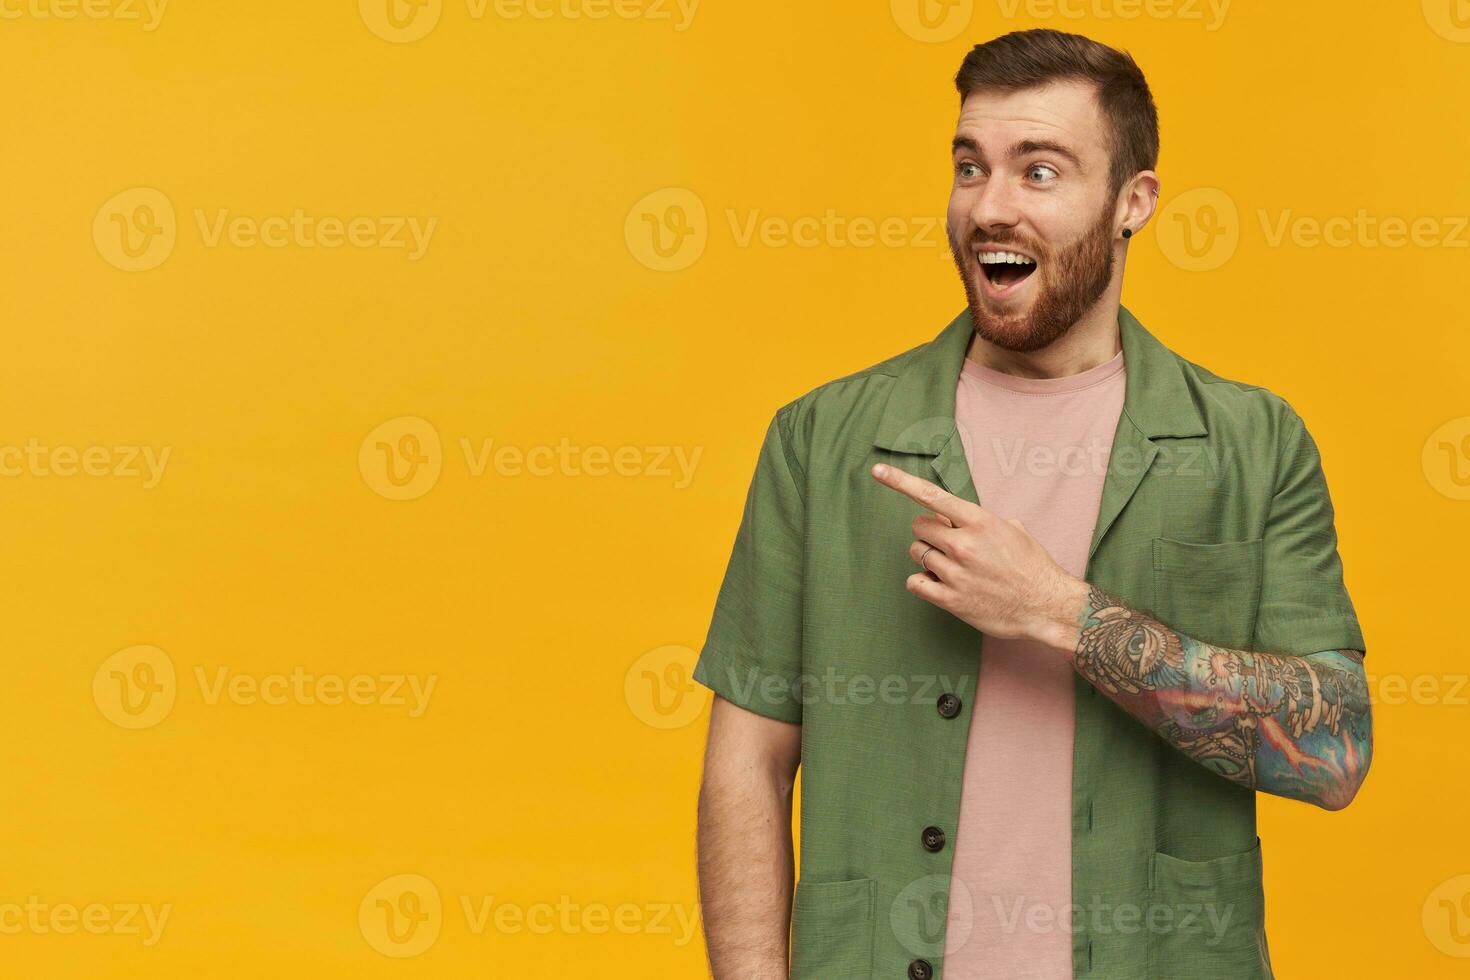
[{"x1": 976, "y1": 250, "x2": 1036, "y2": 265}]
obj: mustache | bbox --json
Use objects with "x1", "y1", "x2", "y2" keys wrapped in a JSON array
[{"x1": 968, "y1": 234, "x2": 1042, "y2": 253}]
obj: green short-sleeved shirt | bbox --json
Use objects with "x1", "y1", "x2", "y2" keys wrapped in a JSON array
[{"x1": 694, "y1": 306, "x2": 1364, "y2": 980}]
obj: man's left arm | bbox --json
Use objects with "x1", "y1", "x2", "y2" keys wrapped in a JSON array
[
  {"x1": 872, "y1": 403, "x2": 1372, "y2": 812},
  {"x1": 1039, "y1": 580, "x2": 1371, "y2": 811},
  {"x1": 1040, "y1": 408, "x2": 1374, "y2": 810}
]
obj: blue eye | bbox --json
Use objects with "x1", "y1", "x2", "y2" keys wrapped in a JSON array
[
  {"x1": 1027, "y1": 164, "x2": 1059, "y2": 182},
  {"x1": 956, "y1": 162, "x2": 981, "y2": 179}
]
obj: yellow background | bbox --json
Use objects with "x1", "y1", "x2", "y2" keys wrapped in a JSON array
[{"x1": 2, "y1": 0, "x2": 1467, "y2": 975}]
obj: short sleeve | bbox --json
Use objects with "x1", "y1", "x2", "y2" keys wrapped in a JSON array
[
  {"x1": 692, "y1": 409, "x2": 805, "y2": 724},
  {"x1": 1252, "y1": 411, "x2": 1366, "y2": 656}
]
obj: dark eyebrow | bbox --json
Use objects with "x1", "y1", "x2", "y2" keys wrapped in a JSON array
[
  {"x1": 1015, "y1": 138, "x2": 1084, "y2": 170},
  {"x1": 950, "y1": 135, "x2": 1084, "y2": 171}
]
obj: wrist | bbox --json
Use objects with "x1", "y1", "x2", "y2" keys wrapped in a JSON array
[{"x1": 1032, "y1": 573, "x2": 1090, "y2": 657}]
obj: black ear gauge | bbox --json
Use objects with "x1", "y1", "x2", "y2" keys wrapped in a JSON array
[{"x1": 1121, "y1": 227, "x2": 1133, "y2": 239}]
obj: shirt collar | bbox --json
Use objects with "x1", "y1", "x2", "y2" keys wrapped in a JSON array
[{"x1": 872, "y1": 304, "x2": 1207, "y2": 455}]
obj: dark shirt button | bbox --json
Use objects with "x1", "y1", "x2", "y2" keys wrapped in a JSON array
[
  {"x1": 921, "y1": 826, "x2": 945, "y2": 852},
  {"x1": 908, "y1": 959, "x2": 934, "y2": 980},
  {"x1": 936, "y1": 693, "x2": 962, "y2": 718}
]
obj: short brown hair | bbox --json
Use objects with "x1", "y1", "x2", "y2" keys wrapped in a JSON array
[{"x1": 955, "y1": 29, "x2": 1159, "y2": 196}]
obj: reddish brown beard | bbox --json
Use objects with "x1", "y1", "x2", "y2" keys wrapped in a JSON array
[{"x1": 948, "y1": 203, "x2": 1116, "y2": 353}]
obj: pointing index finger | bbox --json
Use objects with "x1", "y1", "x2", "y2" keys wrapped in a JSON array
[{"x1": 871, "y1": 463, "x2": 977, "y2": 525}]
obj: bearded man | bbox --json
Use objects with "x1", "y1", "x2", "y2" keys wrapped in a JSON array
[{"x1": 693, "y1": 28, "x2": 1370, "y2": 980}]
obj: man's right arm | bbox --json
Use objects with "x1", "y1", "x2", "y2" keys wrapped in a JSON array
[
  {"x1": 694, "y1": 408, "x2": 807, "y2": 976},
  {"x1": 697, "y1": 694, "x2": 801, "y2": 980}
]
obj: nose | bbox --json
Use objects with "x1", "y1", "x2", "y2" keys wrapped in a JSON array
[{"x1": 969, "y1": 174, "x2": 1022, "y2": 240}]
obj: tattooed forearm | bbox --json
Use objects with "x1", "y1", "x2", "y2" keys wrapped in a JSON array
[{"x1": 1068, "y1": 585, "x2": 1373, "y2": 810}]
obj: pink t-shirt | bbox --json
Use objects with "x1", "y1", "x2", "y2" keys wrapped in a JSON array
[{"x1": 941, "y1": 347, "x2": 1126, "y2": 979}]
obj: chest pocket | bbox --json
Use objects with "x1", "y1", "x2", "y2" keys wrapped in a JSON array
[{"x1": 1151, "y1": 537, "x2": 1264, "y2": 651}]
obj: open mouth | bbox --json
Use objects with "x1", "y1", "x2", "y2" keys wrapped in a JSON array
[{"x1": 976, "y1": 249, "x2": 1037, "y2": 292}]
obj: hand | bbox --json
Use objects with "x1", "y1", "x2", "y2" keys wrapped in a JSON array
[{"x1": 871, "y1": 463, "x2": 1088, "y2": 649}]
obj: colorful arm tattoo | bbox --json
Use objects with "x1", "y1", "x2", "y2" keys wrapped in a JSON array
[{"x1": 1068, "y1": 584, "x2": 1373, "y2": 810}]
